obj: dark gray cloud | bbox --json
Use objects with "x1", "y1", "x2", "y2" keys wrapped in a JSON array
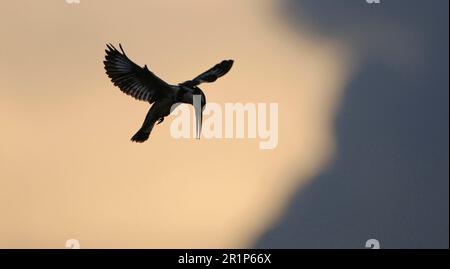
[{"x1": 257, "y1": 0, "x2": 449, "y2": 248}]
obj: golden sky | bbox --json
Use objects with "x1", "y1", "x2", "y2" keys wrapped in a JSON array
[{"x1": 0, "y1": 0, "x2": 352, "y2": 248}]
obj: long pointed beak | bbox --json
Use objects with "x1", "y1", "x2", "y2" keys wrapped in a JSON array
[{"x1": 195, "y1": 106, "x2": 202, "y2": 139}]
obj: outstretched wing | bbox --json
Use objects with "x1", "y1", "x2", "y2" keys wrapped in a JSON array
[
  {"x1": 104, "y1": 43, "x2": 172, "y2": 103},
  {"x1": 182, "y1": 59, "x2": 234, "y2": 87}
]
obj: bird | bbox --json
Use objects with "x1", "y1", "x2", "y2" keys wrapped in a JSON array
[{"x1": 103, "y1": 43, "x2": 234, "y2": 143}]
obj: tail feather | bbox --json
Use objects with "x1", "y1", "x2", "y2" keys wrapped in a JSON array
[
  {"x1": 131, "y1": 128, "x2": 151, "y2": 143},
  {"x1": 130, "y1": 99, "x2": 172, "y2": 143}
]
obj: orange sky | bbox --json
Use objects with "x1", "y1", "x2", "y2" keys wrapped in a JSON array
[{"x1": 0, "y1": 0, "x2": 353, "y2": 248}]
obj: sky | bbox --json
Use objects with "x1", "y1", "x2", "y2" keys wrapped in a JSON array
[
  {"x1": 258, "y1": 0, "x2": 449, "y2": 248},
  {"x1": 0, "y1": 0, "x2": 447, "y2": 248}
]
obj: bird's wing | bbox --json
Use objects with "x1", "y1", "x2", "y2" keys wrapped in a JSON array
[
  {"x1": 182, "y1": 60, "x2": 234, "y2": 87},
  {"x1": 104, "y1": 43, "x2": 172, "y2": 103}
]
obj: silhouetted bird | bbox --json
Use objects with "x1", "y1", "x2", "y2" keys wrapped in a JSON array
[{"x1": 104, "y1": 44, "x2": 233, "y2": 142}]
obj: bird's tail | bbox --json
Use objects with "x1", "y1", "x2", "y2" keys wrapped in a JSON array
[
  {"x1": 131, "y1": 127, "x2": 152, "y2": 143},
  {"x1": 131, "y1": 108, "x2": 158, "y2": 143}
]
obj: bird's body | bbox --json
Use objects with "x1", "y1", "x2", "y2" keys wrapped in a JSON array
[{"x1": 103, "y1": 44, "x2": 233, "y2": 142}]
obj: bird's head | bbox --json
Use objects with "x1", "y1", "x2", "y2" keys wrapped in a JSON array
[
  {"x1": 192, "y1": 86, "x2": 206, "y2": 108},
  {"x1": 192, "y1": 86, "x2": 206, "y2": 139}
]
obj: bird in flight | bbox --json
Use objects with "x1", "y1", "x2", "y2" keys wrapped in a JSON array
[{"x1": 104, "y1": 43, "x2": 234, "y2": 142}]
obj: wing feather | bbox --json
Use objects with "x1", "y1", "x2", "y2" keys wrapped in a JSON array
[
  {"x1": 182, "y1": 59, "x2": 234, "y2": 87},
  {"x1": 104, "y1": 43, "x2": 172, "y2": 103}
]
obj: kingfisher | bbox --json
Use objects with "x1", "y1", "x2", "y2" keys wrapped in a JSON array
[{"x1": 104, "y1": 43, "x2": 233, "y2": 142}]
